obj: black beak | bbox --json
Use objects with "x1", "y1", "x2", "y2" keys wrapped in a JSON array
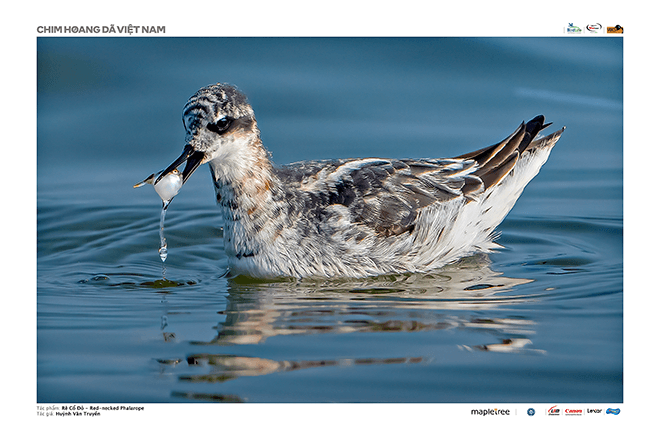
[{"x1": 155, "y1": 144, "x2": 205, "y2": 185}]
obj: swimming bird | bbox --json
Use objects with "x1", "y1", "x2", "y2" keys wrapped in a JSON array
[{"x1": 154, "y1": 83, "x2": 564, "y2": 279}]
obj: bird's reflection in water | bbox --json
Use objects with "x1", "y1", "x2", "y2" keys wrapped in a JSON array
[
  {"x1": 172, "y1": 255, "x2": 547, "y2": 401},
  {"x1": 183, "y1": 353, "x2": 425, "y2": 383},
  {"x1": 193, "y1": 255, "x2": 538, "y2": 346}
]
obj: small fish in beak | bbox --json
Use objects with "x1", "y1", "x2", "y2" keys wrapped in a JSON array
[
  {"x1": 134, "y1": 169, "x2": 183, "y2": 203},
  {"x1": 154, "y1": 144, "x2": 205, "y2": 186},
  {"x1": 134, "y1": 145, "x2": 205, "y2": 206}
]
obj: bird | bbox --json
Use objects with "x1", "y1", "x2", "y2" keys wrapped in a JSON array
[{"x1": 153, "y1": 83, "x2": 564, "y2": 279}]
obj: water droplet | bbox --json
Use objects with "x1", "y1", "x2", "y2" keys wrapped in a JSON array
[
  {"x1": 159, "y1": 203, "x2": 168, "y2": 262},
  {"x1": 159, "y1": 244, "x2": 168, "y2": 262}
]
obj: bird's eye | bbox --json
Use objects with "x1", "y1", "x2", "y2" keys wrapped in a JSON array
[{"x1": 206, "y1": 116, "x2": 232, "y2": 134}]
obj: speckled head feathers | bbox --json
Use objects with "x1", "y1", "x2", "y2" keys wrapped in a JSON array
[{"x1": 182, "y1": 83, "x2": 254, "y2": 134}]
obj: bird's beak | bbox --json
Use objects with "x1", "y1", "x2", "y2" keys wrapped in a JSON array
[{"x1": 155, "y1": 144, "x2": 205, "y2": 185}]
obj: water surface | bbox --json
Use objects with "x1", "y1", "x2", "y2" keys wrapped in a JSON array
[{"x1": 37, "y1": 37, "x2": 622, "y2": 403}]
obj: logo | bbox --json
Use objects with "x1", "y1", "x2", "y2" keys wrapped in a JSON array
[
  {"x1": 607, "y1": 25, "x2": 623, "y2": 34},
  {"x1": 547, "y1": 405, "x2": 561, "y2": 416},
  {"x1": 565, "y1": 23, "x2": 582, "y2": 34},
  {"x1": 587, "y1": 408, "x2": 602, "y2": 414},
  {"x1": 565, "y1": 408, "x2": 583, "y2": 416},
  {"x1": 527, "y1": 408, "x2": 535, "y2": 416},
  {"x1": 606, "y1": 408, "x2": 621, "y2": 415},
  {"x1": 586, "y1": 23, "x2": 602, "y2": 33},
  {"x1": 470, "y1": 408, "x2": 511, "y2": 416}
]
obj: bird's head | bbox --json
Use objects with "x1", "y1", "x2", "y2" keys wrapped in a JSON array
[{"x1": 156, "y1": 83, "x2": 259, "y2": 185}]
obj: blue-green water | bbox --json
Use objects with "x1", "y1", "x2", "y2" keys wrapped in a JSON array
[{"x1": 37, "y1": 37, "x2": 622, "y2": 403}]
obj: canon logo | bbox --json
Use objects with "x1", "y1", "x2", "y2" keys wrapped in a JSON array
[{"x1": 565, "y1": 408, "x2": 583, "y2": 416}]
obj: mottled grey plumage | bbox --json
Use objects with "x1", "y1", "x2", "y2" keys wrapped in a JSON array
[{"x1": 156, "y1": 83, "x2": 564, "y2": 279}]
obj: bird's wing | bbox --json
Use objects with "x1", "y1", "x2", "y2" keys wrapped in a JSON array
[
  {"x1": 276, "y1": 116, "x2": 559, "y2": 238},
  {"x1": 276, "y1": 157, "x2": 478, "y2": 237}
]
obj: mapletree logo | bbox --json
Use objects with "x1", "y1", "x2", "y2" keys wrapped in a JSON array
[
  {"x1": 547, "y1": 405, "x2": 561, "y2": 416},
  {"x1": 565, "y1": 408, "x2": 583, "y2": 416},
  {"x1": 471, "y1": 408, "x2": 512, "y2": 416}
]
